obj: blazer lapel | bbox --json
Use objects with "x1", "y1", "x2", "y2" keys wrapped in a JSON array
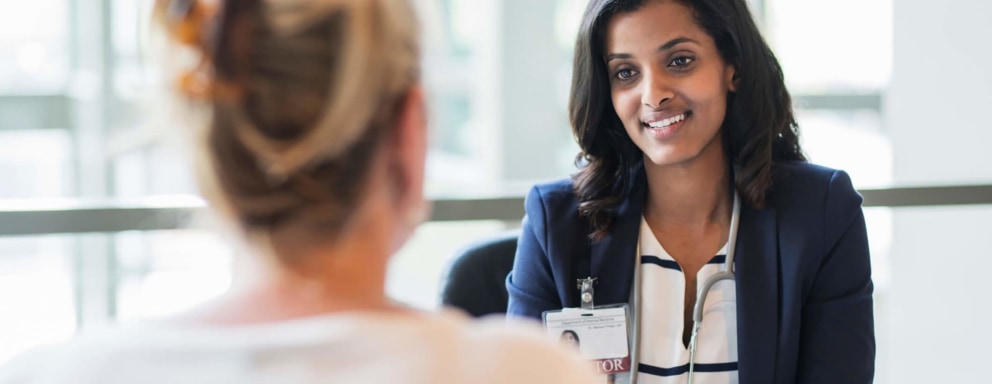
[{"x1": 735, "y1": 204, "x2": 780, "y2": 384}]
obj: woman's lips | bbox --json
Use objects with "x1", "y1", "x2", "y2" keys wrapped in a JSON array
[{"x1": 641, "y1": 111, "x2": 690, "y2": 139}]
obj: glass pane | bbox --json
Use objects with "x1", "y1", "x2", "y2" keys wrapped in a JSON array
[
  {"x1": 420, "y1": 0, "x2": 498, "y2": 193},
  {"x1": 0, "y1": 0, "x2": 70, "y2": 93},
  {"x1": 878, "y1": 205, "x2": 992, "y2": 384},
  {"x1": 0, "y1": 236, "x2": 76, "y2": 364},
  {"x1": 111, "y1": 0, "x2": 157, "y2": 101},
  {"x1": 865, "y1": 205, "x2": 892, "y2": 383},
  {"x1": 112, "y1": 143, "x2": 197, "y2": 198},
  {"x1": 0, "y1": 130, "x2": 72, "y2": 199},
  {"x1": 555, "y1": 0, "x2": 586, "y2": 51},
  {"x1": 114, "y1": 230, "x2": 233, "y2": 322},
  {"x1": 440, "y1": 0, "x2": 484, "y2": 58},
  {"x1": 797, "y1": 109, "x2": 893, "y2": 189},
  {"x1": 766, "y1": 0, "x2": 893, "y2": 92},
  {"x1": 863, "y1": 207, "x2": 892, "y2": 291}
]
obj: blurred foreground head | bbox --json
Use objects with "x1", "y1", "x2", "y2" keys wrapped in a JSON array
[{"x1": 157, "y1": 0, "x2": 425, "y2": 271}]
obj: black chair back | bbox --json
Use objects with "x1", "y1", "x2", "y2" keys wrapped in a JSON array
[{"x1": 440, "y1": 231, "x2": 519, "y2": 317}]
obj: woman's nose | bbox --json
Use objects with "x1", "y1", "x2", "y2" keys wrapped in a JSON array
[{"x1": 641, "y1": 71, "x2": 674, "y2": 109}]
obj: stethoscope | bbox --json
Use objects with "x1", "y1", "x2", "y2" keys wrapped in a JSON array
[
  {"x1": 687, "y1": 192, "x2": 740, "y2": 384},
  {"x1": 631, "y1": 192, "x2": 740, "y2": 384}
]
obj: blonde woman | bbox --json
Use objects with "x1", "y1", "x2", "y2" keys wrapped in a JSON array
[{"x1": 0, "y1": 1, "x2": 596, "y2": 383}]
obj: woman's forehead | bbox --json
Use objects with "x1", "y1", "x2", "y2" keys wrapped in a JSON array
[{"x1": 604, "y1": 1, "x2": 709, "y2": 55}]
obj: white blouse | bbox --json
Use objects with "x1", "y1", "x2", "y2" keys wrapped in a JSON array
[{"x1": 635, "y1": 217, "x2": 739, "y2": 384}]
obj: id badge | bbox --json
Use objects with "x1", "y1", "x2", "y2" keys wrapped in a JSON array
[{"x1": 543, "y1": 304, "x2": 632, "y2": 375}]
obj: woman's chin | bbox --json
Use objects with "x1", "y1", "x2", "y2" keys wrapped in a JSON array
[{"x1": 642, "y1": 150, "x2": 695, "y2": 168}]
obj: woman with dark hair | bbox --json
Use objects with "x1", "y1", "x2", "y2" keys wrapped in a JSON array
[
  {"x1": 560, "y1": 329, "x2": 582, "y2": 349},
  {"x1": 0, "y1": 1, "x2": 598, "y2": 383},
  {"x1": 507, "y1": 0, "x2": 874, "y2": 383}
]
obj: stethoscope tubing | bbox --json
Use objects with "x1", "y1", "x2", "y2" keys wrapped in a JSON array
[{"x1": 688, "y1": 193, "x2": 740, "y2": 384}]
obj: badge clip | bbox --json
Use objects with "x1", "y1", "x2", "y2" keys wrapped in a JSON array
[{"x1": 577, "y1": 276, "x2": 597, "y2": 309}]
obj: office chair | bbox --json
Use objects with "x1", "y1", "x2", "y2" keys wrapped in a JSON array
[{"x1": 440, "y1": 230, "x2": 520, "y2": 317}]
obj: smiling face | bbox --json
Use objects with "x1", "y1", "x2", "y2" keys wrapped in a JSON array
[{"x1": 605, "y1": 0, "x2": 736, "y2": 169}]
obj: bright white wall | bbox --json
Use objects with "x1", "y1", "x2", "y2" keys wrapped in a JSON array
[{"x1": 884, "y1": 0, "x2": 992, "y2": 382}]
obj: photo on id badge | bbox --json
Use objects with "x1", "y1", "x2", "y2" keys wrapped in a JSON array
[{"x1": 544, "y1": 306, "x2": 631, "y2": 375}]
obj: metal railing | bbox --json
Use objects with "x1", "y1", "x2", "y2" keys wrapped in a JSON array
[{"x1": 1, "y1": 184, "x2": 990, "y2": 237}]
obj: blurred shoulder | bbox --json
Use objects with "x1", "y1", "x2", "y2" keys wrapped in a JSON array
[{"x1": 432, "y1": 312, "x2": 598, "y2": 384}]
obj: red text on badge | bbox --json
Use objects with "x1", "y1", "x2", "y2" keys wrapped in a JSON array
[{"x1": 594, "y1": 356, "x2": 631, "y2": 374}]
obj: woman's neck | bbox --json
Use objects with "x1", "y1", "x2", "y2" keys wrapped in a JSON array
[
  {"x1": 643, "y1": 144, "x2": 732, "y2": 227},
  {"x1": 182, "y1": 212, "x2": 405, "y2": 325}
]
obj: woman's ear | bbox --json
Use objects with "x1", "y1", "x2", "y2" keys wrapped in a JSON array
[
  {"x1": 392, "y1": 83, "x2": 428, "y2": 212},
  {"x1": 384, "y1": 83, "x2": 429, "y2": 250}
]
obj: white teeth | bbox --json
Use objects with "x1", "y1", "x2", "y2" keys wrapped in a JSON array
[{"x1": 647, "y1": 113, "x2": 686, "y2": 129}]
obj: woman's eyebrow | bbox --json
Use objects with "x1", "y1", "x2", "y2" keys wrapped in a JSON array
[
  {"x1": 605, "y1": 36, "x2": 699, "y2": 63},
  {"x1": 657, "y1": 36, "x2": 698, "y2": 52}
]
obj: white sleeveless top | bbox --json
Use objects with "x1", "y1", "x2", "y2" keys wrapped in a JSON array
[
  {"x1": 635, "y1": 217, "x2": 739, "y2": 384},
  {"x1": 0, "y1": 310, "x2": 598, "y2": 384}
]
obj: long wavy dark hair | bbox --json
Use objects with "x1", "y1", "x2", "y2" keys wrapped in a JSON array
[{"x1": 570, "y1": 0, "x2": 805, "y2": 240}]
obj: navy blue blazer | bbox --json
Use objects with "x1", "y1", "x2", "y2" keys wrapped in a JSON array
[{"x1": 506, "y1": 161, "x2": 875, "y2": 384}]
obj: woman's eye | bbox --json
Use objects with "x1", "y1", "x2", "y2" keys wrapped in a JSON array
[
  {"x1": 669, "y1": 56, "x2": 695, "y2": 68},
  {"x1": 615, "y1": 68, "x2": 635, "y2": 80}
]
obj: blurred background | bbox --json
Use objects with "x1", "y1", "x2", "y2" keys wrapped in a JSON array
[{"x1": 0, "y1": 0, "x2": 989, "y2": 382}]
